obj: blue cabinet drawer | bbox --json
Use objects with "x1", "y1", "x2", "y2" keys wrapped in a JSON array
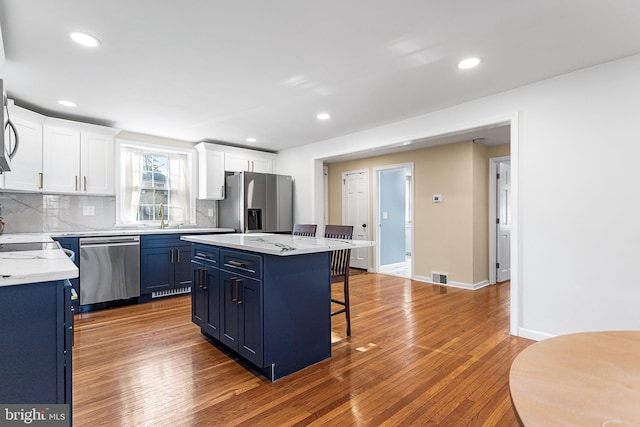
[
  {"x1": 192, "y1": 244, "x2": 219, "y2": 266},
  {"x1": 220, "y1": 249, "x2": 262, "y2": 279},
  {"x1": 140, "y1": 234, "x2": 182, "y2": 248}
]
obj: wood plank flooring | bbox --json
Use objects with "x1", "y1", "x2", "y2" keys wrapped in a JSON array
[{"x1": 72, "y1": 272, "x2": 532, "y2": 426}]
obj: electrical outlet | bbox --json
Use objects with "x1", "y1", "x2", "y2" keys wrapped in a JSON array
[
  {"x1": 83, "y1": 206, "x2": 95, "y2": 216},
  {"x1": 208, "y1": 208, "x2": 214, "y2": 217}
]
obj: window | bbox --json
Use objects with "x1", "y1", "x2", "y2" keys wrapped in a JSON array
[{"x1": 117, "y1": 141, "x2": 195, "y2": 226}]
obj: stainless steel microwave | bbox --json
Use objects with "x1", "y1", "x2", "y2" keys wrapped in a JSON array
[{"x1": 0, "y1": 78, "x2": 19, "y2": 173}]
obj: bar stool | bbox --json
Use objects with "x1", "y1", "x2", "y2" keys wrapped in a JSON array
[
  {"x1": 324, "y1": 224, "x2": 354, "y2": 336},
  {"x1": 292, "y1": 224, "x2": 317, "y2": 237}
]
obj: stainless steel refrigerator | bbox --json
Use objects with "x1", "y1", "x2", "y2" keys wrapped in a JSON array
[{"x1": 218, "y1": 171, "x2": 293, "y2": 233}]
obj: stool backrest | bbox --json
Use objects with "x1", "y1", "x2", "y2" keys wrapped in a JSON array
[
  {"x1": 324, "y1": 225, "x2": 353, "y2": 278},
  {"x1": 292, "y1": 223, "x2": 317, "y2": 237}
]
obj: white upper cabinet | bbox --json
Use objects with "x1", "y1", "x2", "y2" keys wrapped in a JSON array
[
  {"x1": 81, "y1": 132, "x2": 115, "y2": 194},
  {"x1": 195, "y1": 143, "x2": 277, "y2": 199},
  {"x1": 224, "y1": 147, "x2": 275, "y2": 173},
  {"x1": 42, "y1": 120, "x2": 117, "y2": 195},
  {"x1": 195, "y1": 142, "x2": 225, "y2": 200},
  {"x1": 2, "y1": 108, "x2": 44, "y2": 192},
  {"x1": 42, "y1": 125, "x2": 81, "y2": 193},
  {"x1": 2, "y1": 104, "x2": 118, "y2": 195}
]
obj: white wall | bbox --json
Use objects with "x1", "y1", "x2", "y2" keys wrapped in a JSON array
[{"x1": 276, "y1": 53, "x2": 640, "y2": 340}]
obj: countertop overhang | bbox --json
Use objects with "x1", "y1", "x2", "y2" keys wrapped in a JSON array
[
  {"x1": 0, "y1": 234, "x2": 78, "y2": 287},
  {"x1": 181, "y1": 233, "x2": 375, "y2": 256}
]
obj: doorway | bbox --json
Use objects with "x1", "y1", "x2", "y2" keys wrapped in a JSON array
[
  {"x1": 489, "y1": 156, "x2": 511, "y2": 284},
  {"x1": 374, "y1": 164, "x2": 413, "y2": 278}
]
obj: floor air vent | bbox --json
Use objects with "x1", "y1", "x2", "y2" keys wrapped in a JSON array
[
  {"x1": 431, "y1": 272, "x2": 448, "y2": 285},
  {"x1": 152, "y1": 287, "x2": 191, "y2": 298}
]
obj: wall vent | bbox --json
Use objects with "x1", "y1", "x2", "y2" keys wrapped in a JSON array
[
  {"x1": 431, "y1": 272, "x2": 448, "y2": 285},
  {"x1": 152, "y1": 287, "x2": 191, "y2": 299}
]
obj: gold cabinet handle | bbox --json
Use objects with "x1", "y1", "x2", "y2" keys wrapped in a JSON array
[
  {"x1": 39, "y1": 172, "x2": 43, "y2": 189},
  {"x1": 75, "y1": 176, "x2": 78, "y2": 191},
  {"x1": 177, "y1": 249, "x2": 181, "y2": 263},
  {"x1": 84, "y1": 176, "x2": 87, "y2": 191},
  {"x1": 236, "y1": 279, "x2": 242, "y2": 304},
  {"x1": 170, "y1": 249, "x2": 174, "y2": 264}
]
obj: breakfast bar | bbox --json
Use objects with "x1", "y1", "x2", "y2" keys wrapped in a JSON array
[{"x1": 181, "y1": 233, "x2": 373, "y2": 380}]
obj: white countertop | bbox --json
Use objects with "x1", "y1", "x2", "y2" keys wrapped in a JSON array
[
  {"x1": 181, "y1": 233, "x2": 375, "y2": 256},
  {"x1": 0, "y1": 234, "x2": 79, "y2": 287}
]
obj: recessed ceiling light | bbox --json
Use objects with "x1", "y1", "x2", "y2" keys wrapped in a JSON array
[
  {"x1": 58, "y1": 100, "x2": 77, "y2": 107},
  {"x1": 246, "y1": 137, "x2": 257, "y2": 143},
  {"x1": 69, "y1": 31, "x2": 101, "y2": 48},
  {"x1": 317, "y1": 113, "x2": 331, "y2": 120},
  {"x1": 458, "y1": 57, "x2": 480, "y2": 69}
]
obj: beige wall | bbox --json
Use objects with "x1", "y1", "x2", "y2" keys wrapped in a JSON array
[{"x1": 327, "y1": 141, "x2": 510, "y2": 286}]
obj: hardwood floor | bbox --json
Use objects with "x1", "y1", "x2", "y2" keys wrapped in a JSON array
[{"x1": 73, "y1": 273, "x2": 532, "y2": 426}]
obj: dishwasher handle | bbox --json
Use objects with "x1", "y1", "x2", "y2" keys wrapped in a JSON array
[{"x1": 80, "y1": 236, "x2": 140, "y2": 247}]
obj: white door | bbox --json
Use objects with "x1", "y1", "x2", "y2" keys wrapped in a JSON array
[
  {"x1": 343, "y1": 170, "x2": 369, "y2": 269},
  {"x1": 497, "y1": 161, "x2": 511, "y2": 282}
]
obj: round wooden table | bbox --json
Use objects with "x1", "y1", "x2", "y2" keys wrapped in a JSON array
[{"x1": 509, "y1": 331, "x2": 640, "y2": 426}]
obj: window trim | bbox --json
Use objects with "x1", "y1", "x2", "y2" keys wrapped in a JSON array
[{"x1": 115, "y1": 139, "x2": 196, "y2": 227}]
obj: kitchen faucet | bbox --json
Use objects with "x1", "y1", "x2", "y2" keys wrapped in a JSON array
[{"x1": 159, "y1": 204, "x2": 167, "y2": 229}]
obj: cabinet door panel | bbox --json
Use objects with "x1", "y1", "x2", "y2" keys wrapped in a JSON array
[
  {"x1": 140, "y1": 247, "x2": 173, "y2": 293},
  {"x1": 43, "y1": 126, "x2": 81, "y2": 193},
  {"x1": 220, "y1": 271, "x2": 239, "y2": 350},
  {"x1": 238, "y1": 278, "x2": 263, "y2": 366},
  {"x1": 192, "y1": 262, "x2": 206, "y2": 328},
  {"x1": 197, "y1": 146, "x2": 225, "y2": 199},
  {"x1": 204, "y1": 267, "x2": 221, "y2": 338},
  {"x1": 4, "y1": 116, "x2": 43, "y2": 192},
  {"x1": 175, "y1": 245, "x2": 192, "y2": 287},
  {"x1": 81, "y1": 132, "x2": 114, "y2": 195}
]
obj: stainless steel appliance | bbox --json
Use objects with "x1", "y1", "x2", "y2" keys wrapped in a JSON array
[
  {"x1": 219, "y1": 171, "x2": 293, "y2": 233},
  {"x1": 79, "y1": 236, "x2": 140, "y2": 305},
  {"x1": 1, "y1": 79, "x2": 19, "y2": 172}
]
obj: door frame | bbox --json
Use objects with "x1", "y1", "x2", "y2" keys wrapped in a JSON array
[
  {"x1": 373, "y1": 162, "x2": 414, "y2": 275},
  {"x1": 488, "y1": 155, "x2": 511, "y2": 284}
]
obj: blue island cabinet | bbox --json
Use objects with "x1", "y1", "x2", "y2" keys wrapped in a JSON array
[
  {"x1": 0, "y1": 280, "x2": 73, "y2": 406},
  {"x1": 190, "y1": 243, "x2": 331, "y2": 380}
]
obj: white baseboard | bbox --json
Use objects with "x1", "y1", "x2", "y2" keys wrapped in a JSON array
[
  {"x1": 516, "y1": 327, "x2": 555, "y2": 342},
  {"x1": 413, "y1": 275, "x2": 491, "y2": 290}
]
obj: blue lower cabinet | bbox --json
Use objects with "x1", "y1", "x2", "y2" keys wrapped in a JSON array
[
  {"x1": 220, "y1": 270, "x2": 263, "y2": 367},
  {"x1": 0, "y1": 280, "x2": 73, "y2": 406},
  {"x1": 192, "y1": 255, "x2": 221, "y2": 339},
  {"x1": 140, "y1": 235, "x2": 193, "y2": 296},
  {"x1": 191, "y1": 244, "x2": 331, "y2": 381}
]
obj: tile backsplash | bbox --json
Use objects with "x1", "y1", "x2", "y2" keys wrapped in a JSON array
[{"x1": 0, "y1": 192, "x2": 218, "y2": 233}]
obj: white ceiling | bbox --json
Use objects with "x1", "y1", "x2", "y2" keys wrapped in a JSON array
[{"x1": 1, "y1": 1, "x2": 640, "y2": 153}]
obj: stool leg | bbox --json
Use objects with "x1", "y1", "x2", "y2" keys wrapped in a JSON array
[{"x1": 344, "y1": 274, "x2": 351, "y2": 336}]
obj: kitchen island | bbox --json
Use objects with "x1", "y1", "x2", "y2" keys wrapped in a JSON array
[
  {"x1": 0, "y1": 234, "x2": 78, "y2": 406},
  {"x1": 181, "y1": 233, "x2": 374, "y2": 380}
]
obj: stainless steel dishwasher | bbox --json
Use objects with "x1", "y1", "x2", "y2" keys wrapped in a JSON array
[{"x1": 79, "y1": 235, "x2": 140, "y2": 305}]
